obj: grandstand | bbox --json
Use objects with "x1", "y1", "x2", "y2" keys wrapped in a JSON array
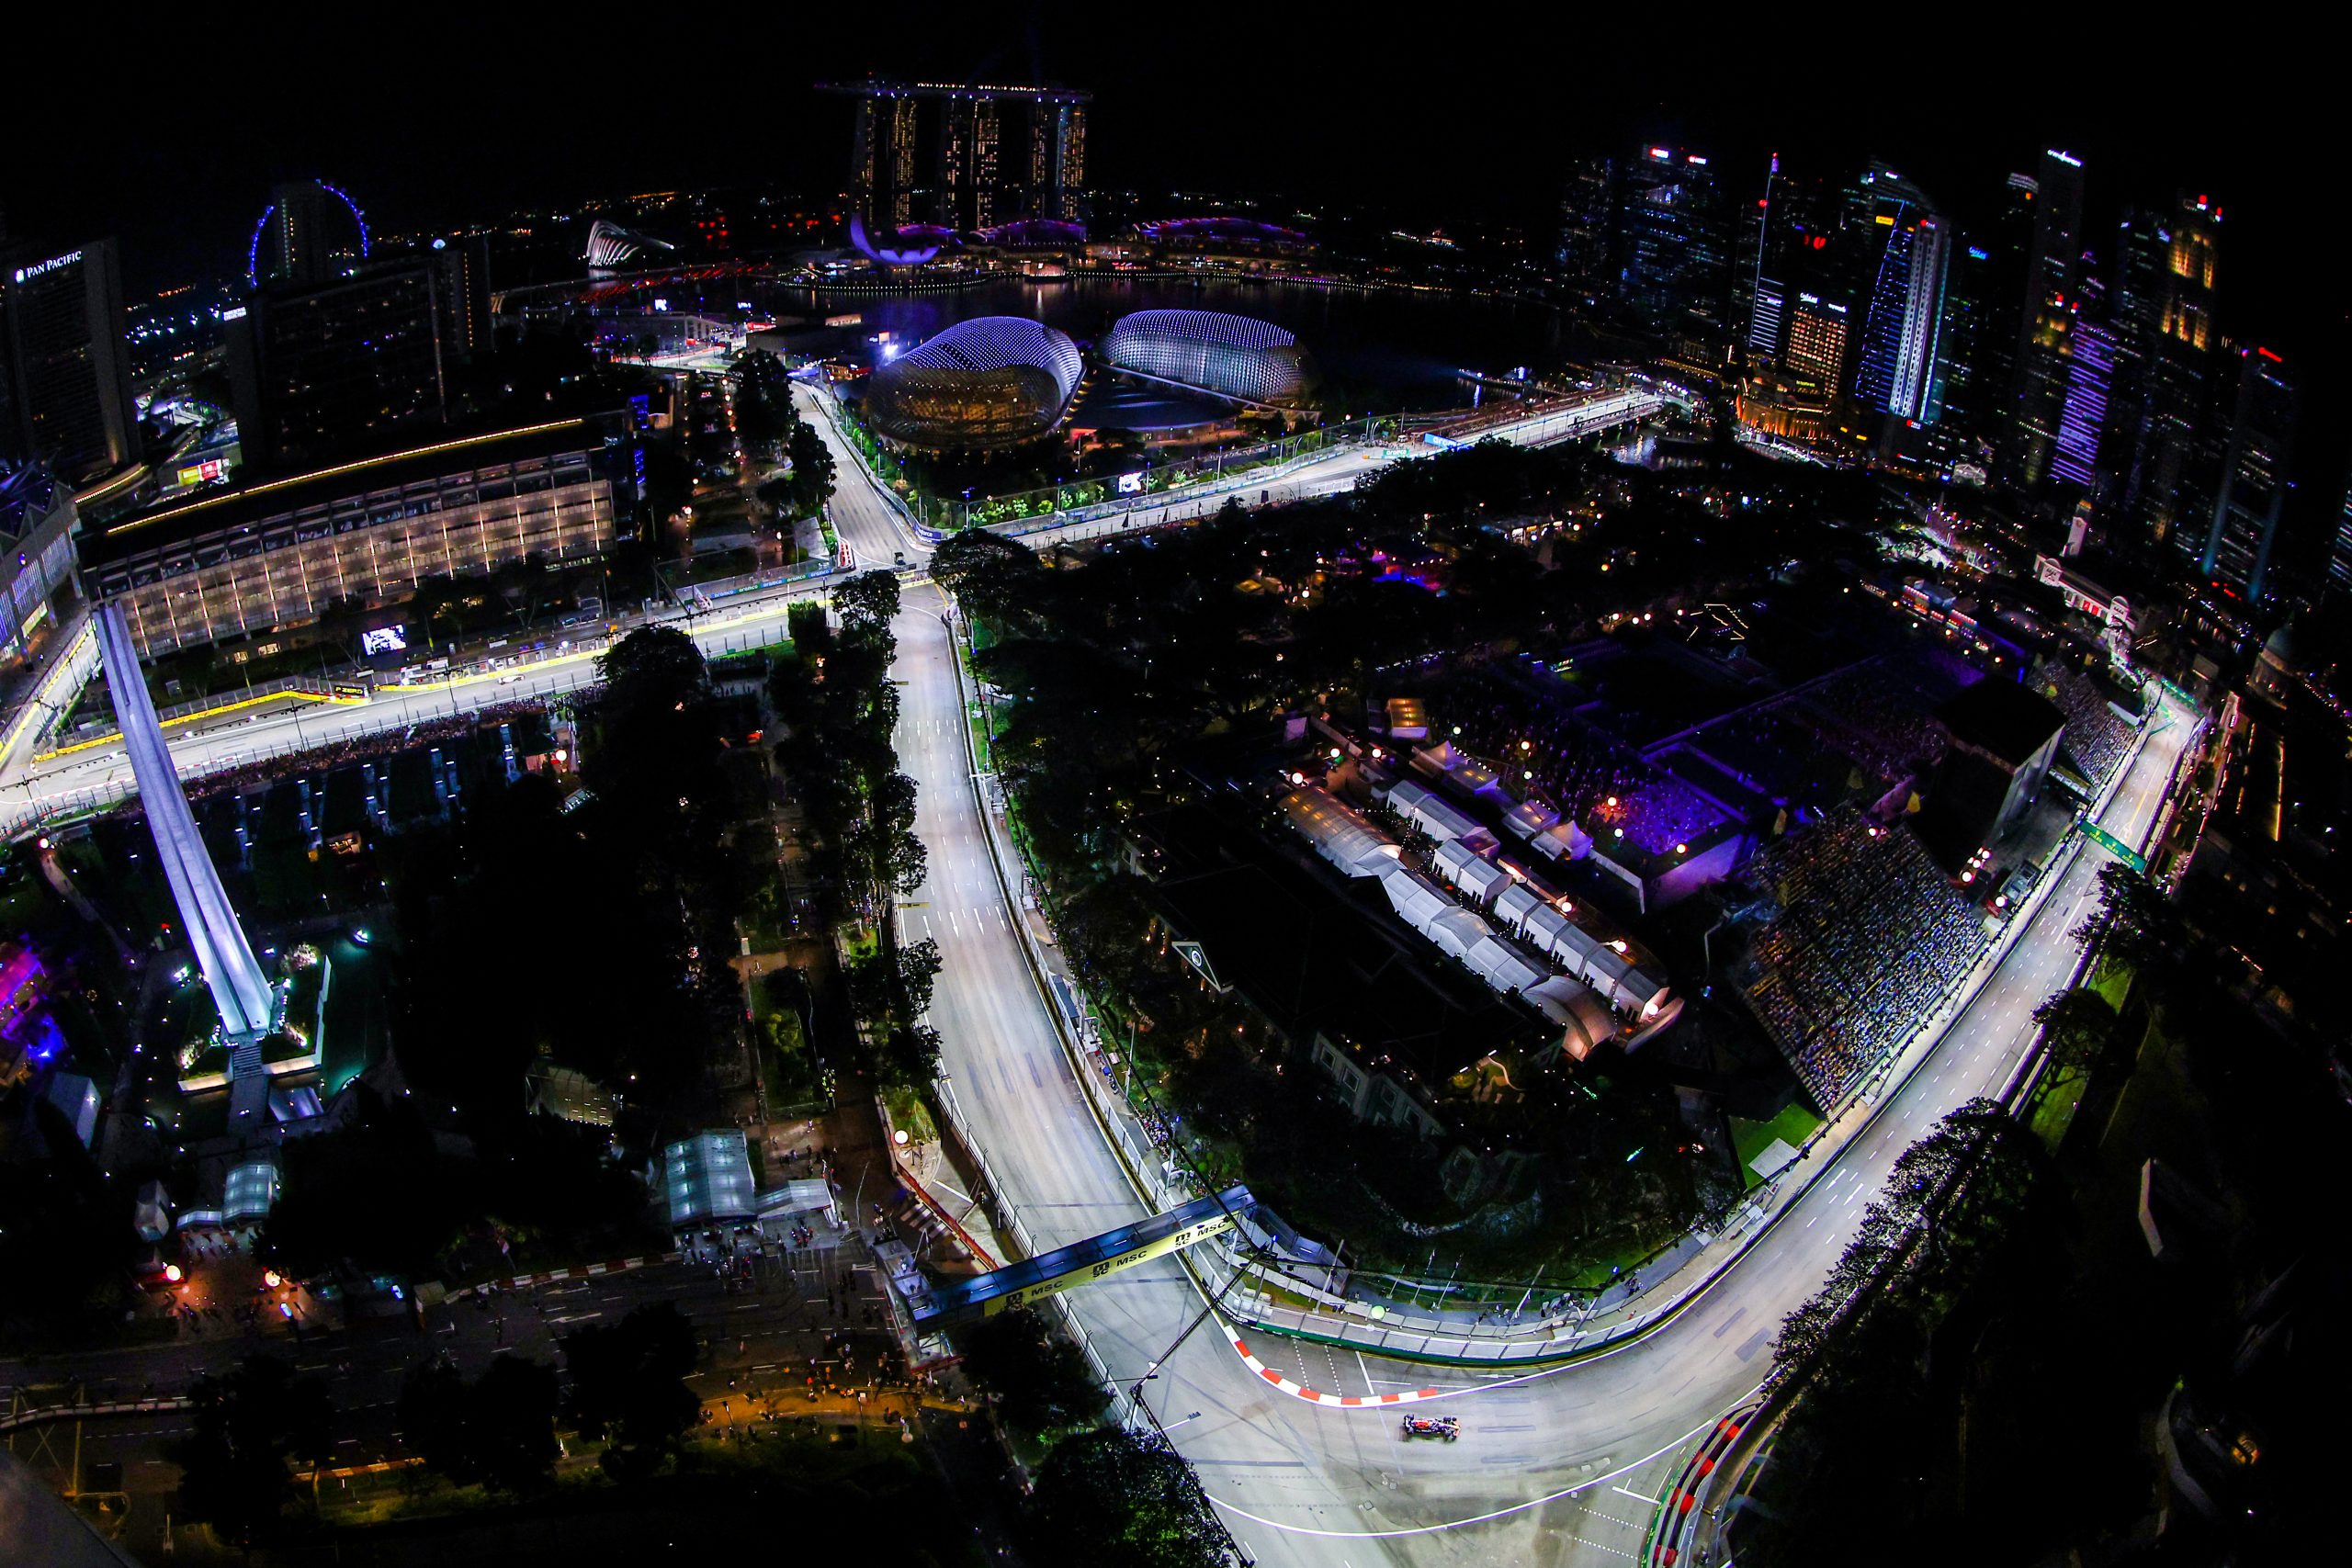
[
  {"x1": 1736, "y1": 808, "x2": 1988, "y2": 1105},
  {"x1": 2031, "y1": 655, "x2": 2138, "y2": 790}
]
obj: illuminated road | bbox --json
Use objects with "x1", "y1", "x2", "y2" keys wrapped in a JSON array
[
  {"x1": 2, "y1": 381, "x2": 2188, "y2": 1565},
  {"x1": 812, "y1": 380, "x2": 2192, "y2": 1565}
]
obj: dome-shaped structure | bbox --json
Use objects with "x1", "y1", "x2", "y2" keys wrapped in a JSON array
[
  {"x1": 1135, "y1": 216, "x2": 1311, "y2": 249},
  {"x1": 864, "y1": 317, "x2": 1083, "y2": 450},
  {"x1": 1099, "y1": 309, "x2": 1320, "y2": 408}
]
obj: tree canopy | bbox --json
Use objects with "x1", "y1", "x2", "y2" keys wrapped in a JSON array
[
  {"x1": 168, "y1": 1356, "x2": 334, "y2": 1549},
  {"x1": 560, "y1": 1302, "x2": 702, "y2": 1479},
  {"x1": 1023, "y1": 1427, "x2": 1229, "y2": 1568}
]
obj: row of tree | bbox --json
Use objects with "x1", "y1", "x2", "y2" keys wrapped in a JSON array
[
  {"x1": 169, "y1": 1303, "x2": 706, "y2": 1550},
  {"x1": 766, "y1": 571, "x2": 941, "y2": 1089}
]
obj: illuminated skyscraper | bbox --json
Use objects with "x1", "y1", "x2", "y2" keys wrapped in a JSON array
[
  {"x1": 1735, "y1": 156, "x2": 1840, "y2": 368},
  {"x1": 0, "y1": 237, "x2": 136, "y2": 482},
  {"x1": 2122, "y1": 196, "x2": 2222, "y2": 554},
  {"x1": 2330, "y1": 471, "x2": 2352, "y2": 597},
  {"x1": 1786, "y1": 293, "x2": 1849, "y2": 388},
  {"x1": 821, "y1": 80, "x2": 1091, "y2": 231},
  {"x1": 1848, "y1": 165, "x2": 1952, "y2": 425},
  {"x1": 2052, "y1": 308, "x2": 2117, "y2": 492},
  {"x1": 2004, "y1": 150, "x2": 2086, "y2": 492},
  {"x1": 1619, "y1": 145, "x2": 1728, "y2": 355},
  {"x1": 1555, "y1": 155, "x2": 1617, "y2": 311},
  {"x1": 2198, "y1": 349, "x2": 2297, "y2": 603},
  {"x1": 889, "y1": 97, "x2": 921, "y2": 225}
]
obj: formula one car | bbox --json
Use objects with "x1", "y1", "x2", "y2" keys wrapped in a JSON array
[{"x1": 1399, "y1": 1414, "x2": 1461, "y2": 1441}]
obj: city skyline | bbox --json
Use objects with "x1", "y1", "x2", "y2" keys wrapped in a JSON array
[{"x1": 2, "y1": 15, "x2": 2346, "y2": 1565}]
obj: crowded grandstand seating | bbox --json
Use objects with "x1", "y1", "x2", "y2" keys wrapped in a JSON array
[
  {"x1": 2030, "y1": 656, "x2": 2135, "y2": 789},
  {"x1": 1736, "y1": 807, "x2": 1987, "y2": 1104}
]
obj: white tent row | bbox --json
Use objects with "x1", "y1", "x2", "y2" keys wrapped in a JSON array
[
  {"x1": 1379, "y1": 864, "x2": 1455, "y2": 932},
  {"x1": 1412, "y1": 740, "x2": 1503, "y2": 795},
  {"x1": 1283, "y1": 786, "x2": 1650, "y2": 1039},
  {"x1": 1283, "y1": 786, "x2": 1401, "y2": 878},
  {"x1": 1386, "y1": 778, "x2": 1483, "y2": 842},
  {"x1": 1523, "y1": 976, "x2": 1619, "y2": 1059},
  {"x1": 1433, "y1": 836, "x2": 1513, "y2": 904},
  {"x1": 1530, "y1": 819, "x2": 1595, "y2": 863},
  {"x1": 1493, "y1": 881, "x2": 1668, "y2": 1013},
  {"x1": 1504, "y1": 798, "x2": 1561, "y2": 840}
]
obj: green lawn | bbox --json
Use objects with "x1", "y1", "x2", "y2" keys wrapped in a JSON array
[{"x1": 1730, "y1": 1101, "x2": 1824, "y2": 1188}]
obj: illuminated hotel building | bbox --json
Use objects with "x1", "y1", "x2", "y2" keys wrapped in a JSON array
[
  {"x1": 77, "y1": 417, "x2": 631, "y2": 658},
  {"x1": 0, "y1": 238, "x2": 136, "y2": 481},
  {"x1": 821, "y1": 79, "x2": 1090, "y2": 231},
  {"x1": 1785, "y1": 293, "x2": 1849, "y2": 387}
]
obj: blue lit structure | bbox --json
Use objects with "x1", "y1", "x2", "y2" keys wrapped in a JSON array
[
  {"x1": 847, "y1": 214, "x2": 954, "y2": 266},
  {"x1": 95, "y1": 603, "x2": 273, "y2": 1039},
  {"x1": 1135, "y1": 216, "x2": 1310, "y2": 250},
  {"x1": 1850, "y1": 168, "x2": 1951, "y2": 425},
  {"x1": 246, "y1": 180, "x2": 369, "y2": 288},
  {"x1": 978, "y1": 218, "x2": 1087, "y2": 247},
  {"x1": 2052, "y1": 314, "x2": 2116, "y2": 491},
  {"x1": 863, "y1": 316, "x2": 1082, "y2": 449},
  {"x1": 910, "y1": 1185, "x2": 1252, "y2": 1326},
  {"x1": 1099, "y1": 309, "x2": 1321, "y2": 408}
]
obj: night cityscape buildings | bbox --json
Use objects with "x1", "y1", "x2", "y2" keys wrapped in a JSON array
[
  {"x1": 0, "y1": 31, "x2": 2347, "y2": 1568},
  {"x1": 819, "y1": 78, "x2": 1090, "y2": 231},
  {"x1": 0, "y1": 235, "x2": 136, "y2": 482}
]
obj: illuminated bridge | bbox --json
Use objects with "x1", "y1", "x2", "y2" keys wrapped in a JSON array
[{"x1": 910, "y1": 1185, "x2": 1253, "y2": 1328}]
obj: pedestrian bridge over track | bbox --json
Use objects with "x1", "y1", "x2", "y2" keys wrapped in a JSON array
[{"x1": 910, "y1": 1185, "x2": 1253, "y2": 1328}]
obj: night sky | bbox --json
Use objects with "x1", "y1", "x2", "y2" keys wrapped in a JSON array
[{"x1": 7, "y1": 5, "x2": 2341, "y2": 471}]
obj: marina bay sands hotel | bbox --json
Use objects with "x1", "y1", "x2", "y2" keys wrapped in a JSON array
[{"x1": 818, "y1": 77, "x2": 1090, "y2": 231}]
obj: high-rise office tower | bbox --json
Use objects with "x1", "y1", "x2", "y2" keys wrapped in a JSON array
[
  {"x1": 1735, "y1": 155, "x2": 1841, "y2": 368},
  {"x1": 226, "y1": 259, "x2": 447, "y2": 470},
  {"x1": 2328, "y1": 469, "x2": 2352, "y2": 598},
  {"x1": 1786, "y1": 293, "x2": 1850, "y2": 387},
  {"x1": 2004, "y1": 150, "x2": 2086, "y2": 492},
  {"x1": 432, "y1": 235, "x2": 493, "y2": 366},
  {"x1": 2198, "y1": 349, "x2": 2297, "y2": 603},
  {"x1": 1555, "y1": 155, "x2": 1617, "y2": 311},
  {"x1": 2052, "y1": 303, "x2": 2118, "y2": 494},
  {"x1": 1735, "y1": 154, "x2": 1781, "y2": 363},
  {"x1": 1619, "y1": 146, "x2": 1729, "y2": 355},
  {"x1": 0, "y1": 237, "x2": 137, "y2": 482},
  {"x1": 1847, "y1": 165, "x2": 1952, "y2": 425},
  {"x1": 2124, "y1": 196, "x2": 2222, "y2": 553},
  {"x1": 1944, "y1": 174, "x2": 2038, "y2": 457},
  {"x1": 1939, "y1": 240, "x2": 2002, "y2": 457}
]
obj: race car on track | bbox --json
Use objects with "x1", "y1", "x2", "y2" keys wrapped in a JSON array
[{"x1": 1399, "y1": 1414, "x2": 1461, "y2": 1441}]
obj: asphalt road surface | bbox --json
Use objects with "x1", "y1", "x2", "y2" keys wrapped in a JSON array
[
  {"x1": 1, "y1": 384, "x2": 2189, "y2": 1566},
  {"x1": 818, "y1": 390, "x2": 2192, "y2": 1567}
]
